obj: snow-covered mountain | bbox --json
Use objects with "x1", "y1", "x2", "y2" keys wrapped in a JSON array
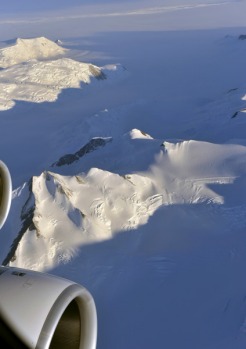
[
  {"x1": 5, "y1": 130, "x2": 246, "y2": 272},
  {"x1": 1, "y1": 2, "x2": 246, "y2": 346},
  {"x1": 2, "y1": 125, "x2": 246, "y2": 349},
  {"x1": 0, "y1": 37, "x2": 125, "y2": 110},
  {"x1": 0, "y1": 37, "x2": 67, "y2": 68}
]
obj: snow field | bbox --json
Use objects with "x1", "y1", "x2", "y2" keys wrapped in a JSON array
[
  {"x1": 1, "y1": 2, "x2": 246, "y2": 347},
  {"x1": 0, "y1": 37, "x2": 126, "y2": 110}
]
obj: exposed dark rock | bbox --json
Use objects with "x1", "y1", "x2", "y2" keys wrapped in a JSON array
[
  {"x1": 239, "y1": 35, "x2": 246, "y2": 40},
  {"x1": 52, "y1": 137, "x2": 112, "y2": 167},
  {"x1": 231, "y1": 111, "x2": 239, "y2": 119},
  {"x1": 2, "y1": 179, "x2": 35, "y2": 265},
  {"x1": 54, "y1": 154, "x2": 78, "y2": 166},
  {"x1": 227, "y1": 88, "x2": 238, "y2": 93},
  {"x1": 89, "y1": 64, "x2": 107, "y2": 80},
  {"x1": 55, "y1": 39, "x2": 63, "y2": 45},
  {"x1": 231, "y1": 108, "x2": 246, "y2": 119},
  {"x1": 140, "y1": 130, "x2": 148, "y2": 136}
]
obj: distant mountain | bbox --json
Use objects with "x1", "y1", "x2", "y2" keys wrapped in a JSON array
[
  {"x1": 0, "y1": 37, "x2": 126, "y2": 110},
  {"x1": 0, "y1": 37, "x2": 67, "y2": 68}
]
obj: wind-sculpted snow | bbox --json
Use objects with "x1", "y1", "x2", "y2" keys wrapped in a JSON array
[
  {"x1": 6, "y1": 132, "x2": 246, "y2": 271},
  {"x1": 0, "y1": 37, "x2": 125, "y2": 110}
]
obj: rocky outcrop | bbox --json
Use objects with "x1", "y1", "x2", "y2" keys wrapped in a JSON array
[{"x1": 52, "y1": 137, "x2": 112, "y2": 167}]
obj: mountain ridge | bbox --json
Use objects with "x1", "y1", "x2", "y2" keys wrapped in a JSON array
[
  {"x1": 4, "y1": 130, "x2": 246, "y2": 272},
  {"x1": 0, "y1": 37, "x2": 126, "y2": 110},
  {"x1": 0, "y1": 37, "x2": 67, "y2": 68}
]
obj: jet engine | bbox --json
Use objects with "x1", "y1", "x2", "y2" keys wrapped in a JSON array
[
  {"x1": 0, "y1": 161, "x2": 97, "y2": 349},
  {"x1": 0, "y1": 160, "x2": 12, "y2": 230}
]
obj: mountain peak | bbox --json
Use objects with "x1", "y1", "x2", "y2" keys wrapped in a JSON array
[
  {"x1": 0, "y1": 36, "x2": 67, "y2": 68},
  {"x1": 128, "y1": 129, "x2": 153, "y2": 140}
]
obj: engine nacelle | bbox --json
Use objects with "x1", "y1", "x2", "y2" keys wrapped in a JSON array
[
  {"x1": 0, "y1": 160, "x2": 12, "y2": 229},
  {"x1": 0, "y1": 266, "x2": 97, "y2": 349},
  {"x1": 0, "y1": 162, "x2": 97, "y2": 349}
]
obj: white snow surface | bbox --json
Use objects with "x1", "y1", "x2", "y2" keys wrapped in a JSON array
[
  {"x1": 0, "y1": 37, "x2": 67, "y2": 68},
  {"x1": 0, "y1": 37, "x2": 125, "y2": 110},
  {"x1": 1, "y1": 1, "x2": 246, "y2": 348},
  {"x1": 9, "y1": 136, "x2": 246, "y2": 272}
]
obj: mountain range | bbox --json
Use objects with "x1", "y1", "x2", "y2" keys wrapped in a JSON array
[{"x1": 1, "y1": 28, "x2": 246, "y2": 349}]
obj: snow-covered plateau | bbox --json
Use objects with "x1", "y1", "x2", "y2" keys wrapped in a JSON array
[
  {"x1": 1, "y1": 1, "x2": 246, "y2": 348},
  {"x1": 0, "y1": 37, "x2": 125, "y2": 110}
]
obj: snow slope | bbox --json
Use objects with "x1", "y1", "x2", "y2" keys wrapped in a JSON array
[
  {"x1": 6, "y1": 131, "x2": 246, "y2": 271},
  {"x1": 1, "y1": 1, "x2": 246, "y2": 348},
  {"x1": 3, "y1": 129, "x2": 246, "y2": 349},
  {"x1": 0, "y1": 37, "x2": 67, "y2": 68},
  {"x1": 0, "y1": 37, "x2": 125, "y2": 110}
]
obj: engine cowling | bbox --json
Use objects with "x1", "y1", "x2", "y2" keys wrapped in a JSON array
[
  {"x1": 0, "y1": 161, "x2": 97, "y2": 349},
  {"x1": 0, "y1": 160, "x2": 12, "y2": 230},
  {"x1": 0, "y1": 266, "x2": 97, "y2": 349}
]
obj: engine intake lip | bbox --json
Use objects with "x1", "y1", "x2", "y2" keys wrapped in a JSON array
[
  {"x1": 0, "y1": 268, "x2": 97, "y2": 349},
  {"x1": 36, "y1": 284, "x2": 97, "y2": 349}
]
